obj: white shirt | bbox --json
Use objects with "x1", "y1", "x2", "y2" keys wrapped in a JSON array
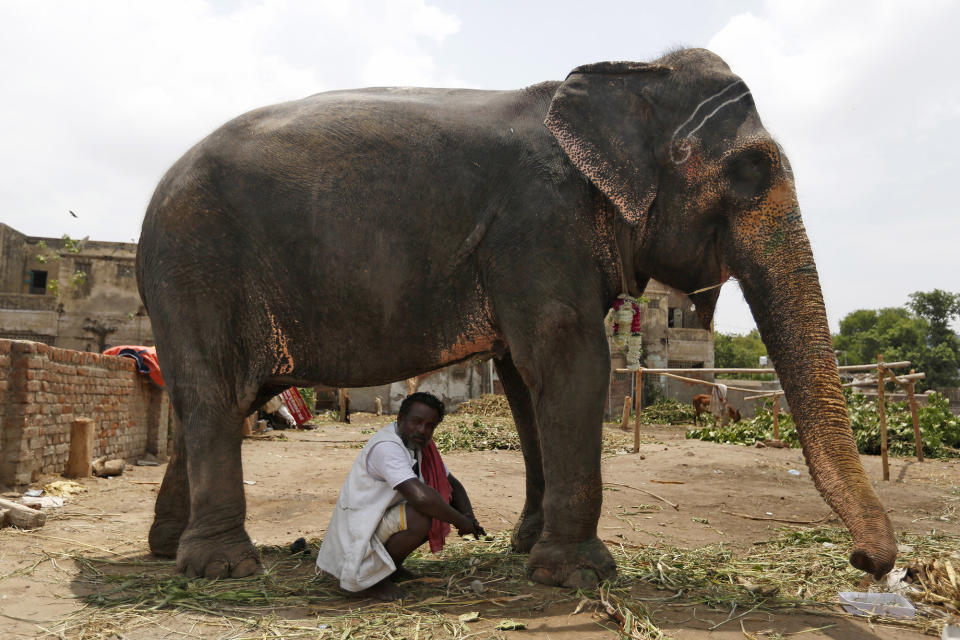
[{"x1": 366, "y1": 440, "x2": 449, "y2": 488}]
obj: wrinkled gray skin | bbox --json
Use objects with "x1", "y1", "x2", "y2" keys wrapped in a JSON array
[{"x1": 137, "y1": 48, "x2": 896, "y2": 585}]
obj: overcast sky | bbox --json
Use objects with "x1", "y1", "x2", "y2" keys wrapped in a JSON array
[{"x1": 1, "y1": 0, "x2": 957, "y2": 334}]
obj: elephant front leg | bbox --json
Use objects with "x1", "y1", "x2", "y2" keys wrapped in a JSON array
[
  {"x1": 519, "y1": 332, "x2": 617, "y2": 588},
  {"x1": 494, "y1": 353, "x2": 544, "y2": 553},
  {"x1": 175, "y1": 399, "x2": 259, "y2": 578}
]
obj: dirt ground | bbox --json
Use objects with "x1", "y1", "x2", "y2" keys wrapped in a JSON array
[{"x1": 2, "y1": 410, "x2": 959, "y2": 639}]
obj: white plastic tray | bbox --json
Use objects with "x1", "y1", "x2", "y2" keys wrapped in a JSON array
[{"x1": 838, "y1": 592, "x2": 916, "y2": 619}]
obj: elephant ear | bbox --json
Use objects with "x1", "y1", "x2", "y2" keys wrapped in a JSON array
[{"x1": 545, "y1": 61, "x2": 671, "y2": 224}]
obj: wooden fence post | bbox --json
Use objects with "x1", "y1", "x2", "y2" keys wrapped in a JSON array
[
  {"x1": 337, "y1": 388, "x2": 349, "y2": 422},
  {"x1": 877, "y1": 355, "x2": 889, "y2": 481},
  {"x1": 65, "y1": 418, "x2": 95, "y2": 478},
  {"x1": 620, "y1": 396, "x2": 632, "y2": 431},
  {"x1": 633, "y1": 370, "x2": 643, "y2": 453},
  {"x1": 772, "y1": 396, "x2": 780, "y2": 441},
  {"x1": 906, "y1": 369, "x2": 923, "y2": 463}
]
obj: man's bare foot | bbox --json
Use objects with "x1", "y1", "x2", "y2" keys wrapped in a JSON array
[
  {"x1": 362, "y1": 578, "x2": 406, "y2": 601},
  {"x1": 390, "y1": 566, "x2": 419, "y2": 582}
]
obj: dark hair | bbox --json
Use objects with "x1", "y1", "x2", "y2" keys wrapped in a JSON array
[{"x1": 398, "y1": 391, "x2": 445, "y2": 422}]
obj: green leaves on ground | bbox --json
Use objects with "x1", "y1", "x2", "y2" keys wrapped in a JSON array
[
  {"x1": 636, "y1": 400, "x2": 696, "y2": 425},
  {"x1": 685, "y1": 391, "x2": 960, "y2": 459},
  {"x1": 846, "y1": 388, "x2": 960, "y2": 457},
  {"x1": 686, "y1": 401, "x2": 798, "y2": 447},
  {"x1": 434, "y1": 417, "x2": 520, "y2": 453}
]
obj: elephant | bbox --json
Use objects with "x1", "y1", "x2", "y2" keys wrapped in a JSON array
[{"x1": 136, "y1": 47, "x2": 896, "y2": 585}]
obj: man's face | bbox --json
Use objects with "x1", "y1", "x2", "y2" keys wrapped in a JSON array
[{"x1": 397, "y1": 402, "x2": 441, "y2": 450}]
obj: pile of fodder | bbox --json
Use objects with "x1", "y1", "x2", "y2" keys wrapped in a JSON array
[
  {"x1": 638, "y1": 400, "x2": 697, "y2": 425},
  {"x1": 686, "y1": 400, "x2": 799, "y2": 447},
  {"x1": 688, "y1": 391, "x2": 960, "y2": 458},
  {"x1": 614, "y1": 525, "x2": 960, "y2": 635},
  {"x1": 455, "y1": 394, "x2": 513, "y2": 417},
  {"x1": 59, "y1": 527, "x2": 960, "y2": 638},
  {"x1": 847, "y1": 389, "x2": 960, "y2": 459},
  {"x1": 434, "y1": 416, "x2": 520, "y2": 452}
]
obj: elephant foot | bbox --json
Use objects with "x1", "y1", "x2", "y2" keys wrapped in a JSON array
[
  {"x1": 148, "y1": 517, "x2": 187, "y2": 558},
  {"x1": 527, "y1": 536, "x2": 617, "y2": 588},
  {"x1": 510, "y1": 510, "x2": 544, "y2": 553},
  {"x1": 176, "y1": 527, "x2": 261, "y2": 578}
]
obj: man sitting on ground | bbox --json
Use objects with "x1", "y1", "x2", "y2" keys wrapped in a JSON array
[{"x1": 317, "y1": 392, "x2": 485, "y2": 600}]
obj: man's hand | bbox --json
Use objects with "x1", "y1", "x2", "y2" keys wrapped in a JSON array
[{"x1": 457, "y1": 515, "x2": 486, "y2": 539}]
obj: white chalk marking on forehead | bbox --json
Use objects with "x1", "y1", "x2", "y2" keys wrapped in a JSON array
[
  {"x1": 672, "y1": 80, "x2": 744, "y2": 141},
  {"x1": 684, "y1": 90, "x2": 752, "y2": 140},
  {"x1": 670, "y1": 79, "x2": 752, "y2": 165}
]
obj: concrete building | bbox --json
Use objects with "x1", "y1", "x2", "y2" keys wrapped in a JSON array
[
  {"x1": 0, "y1": 223, "x2": 152, "y2": 351},
  {"x1": 606, "y1": 278, "x2": 714, "y2": 415}
]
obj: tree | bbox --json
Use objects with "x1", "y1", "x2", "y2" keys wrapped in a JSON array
[
  {"x1": 908, "y1": 289, "x2": 960, "y2": 346},
  {"x1": 833, "y1": 290, "x2": 960, "y2": 390},
  {"x1": 714, "y1": 329, "x2": 770, "y2": 378}
]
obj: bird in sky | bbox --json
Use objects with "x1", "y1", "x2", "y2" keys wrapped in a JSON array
[{"x1": 69, "y1": 210, "x2": 78, "y2": 218}]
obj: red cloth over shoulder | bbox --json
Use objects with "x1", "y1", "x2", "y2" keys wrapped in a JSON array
[{"x1": 421, "y1": 440, "x2": 453, "y2": 553}]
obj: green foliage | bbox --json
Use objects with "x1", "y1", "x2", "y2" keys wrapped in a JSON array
[
  {"x1": 846, "y1": 389, "x2": 960, "y2": 458},
  {"x1": 46, "y1": 270, "x2": 87, "y2": 298},
  {"x1": 297, "y1": 387, "x2": 315, "y2": 411},
  {"x1": 687, "y1": 390, "x2": 960, "y2": 459},
  {"x1": 686, "y1": 400, "x2": 799, "y2": 446},
  {"x1": 637, "y1": 400, "x2": 696, "y2": 424},
  {"x1": 833, "y1": 290, "x2": 960, "y2": 390},
  {"x1": 61, "y1": 234, "x2": 84, "y2": 253},
  {"x1": 713, "y1": 329, "x2": 773, "y2": 380},
  {"x1": 643, "y1": 377, "x2": 665, "y2": 405},
  {"x1": 908, "y1": 289, "x2": 960, "y2": 345},
  {"x1": 34, "y1": 235, "x2": 89, "y2": 299},
  {"x1": 433, "y1": 418, "x2": 520, "y2": 453}
]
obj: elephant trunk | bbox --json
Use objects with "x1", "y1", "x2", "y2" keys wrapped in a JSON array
[{"x1": 735, "y1": 196, "x2": 896, "y2": 579}]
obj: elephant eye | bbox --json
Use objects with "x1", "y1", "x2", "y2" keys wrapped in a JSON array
[{"x1": 727, "y1": 150, "x2": 770, "y2": 200}]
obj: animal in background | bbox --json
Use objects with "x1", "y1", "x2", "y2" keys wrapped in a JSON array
[{"x1": 692, "y1": 393, "x2": 741, "y2": 426}]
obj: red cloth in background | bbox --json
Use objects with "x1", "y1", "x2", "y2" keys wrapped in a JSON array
[
  {"x1": 279, "y1": 387, "x2": 312, "y2": 425},
  {"x1": 103, "y1": 345, "x2": 165, "y2": 389},
  {"x1": 421, "y1": 440, "x2": 453, "y2": 553}
]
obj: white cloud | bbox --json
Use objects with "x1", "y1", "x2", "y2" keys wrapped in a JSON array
[
  {"x1": 707, "y1": 0, "x2": 960, "y2": 332},
  {"x1": 0, "y1": 0, "x2": 460, "y2": 242}
]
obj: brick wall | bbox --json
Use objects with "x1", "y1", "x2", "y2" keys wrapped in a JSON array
[{"x1": 0, "y1": 339, "x2": 169, "y2": 486}]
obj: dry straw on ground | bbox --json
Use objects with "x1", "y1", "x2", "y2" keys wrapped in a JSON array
[{"x1": 24, "y1": 527, "x2": 959, "y2": 639}]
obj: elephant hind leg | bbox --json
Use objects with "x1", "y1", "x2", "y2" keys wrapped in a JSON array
[
  {"x1": 495, "y1": 352, "x2": 544, "y2": 553},
  {"x1": 149, "y1": 411, "x2": 189, "y2": 557},
  {"x1": 153, "y1": 338, "x2": 263, "y2": 578}
]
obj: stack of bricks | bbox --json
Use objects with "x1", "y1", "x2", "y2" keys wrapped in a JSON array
[{"x1": 0, "y1": 339, "x2": 169, "y2": 486}]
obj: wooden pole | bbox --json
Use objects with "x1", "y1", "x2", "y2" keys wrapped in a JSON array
[
  {"x1": 614, "y1": 361, "x2": 912, "y2": 375},
  {"x1": 620, "y1": 396, "x2": 632, "y2": 431},
  {"x1": 877, "y1": 355, "x2": 889, "y2": 481},
  {"x1": 772, "y1": 396, "x2": 780, "y2": 441},
  {"x1": 633, "y1": 371, "x2": 642, "y2": 411},
  {"x1": 633, "y1": 370, "x2": 643, "y2": 453},
  {"x1": 337, "y1": 388, "x2": 348, "y2": 422},
  {"x1": 906, "y1": 369, "x2": 923, "y2": 463},
  {"x1": 65, "y1": 418, "x2": 95, "y2": 478}
]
